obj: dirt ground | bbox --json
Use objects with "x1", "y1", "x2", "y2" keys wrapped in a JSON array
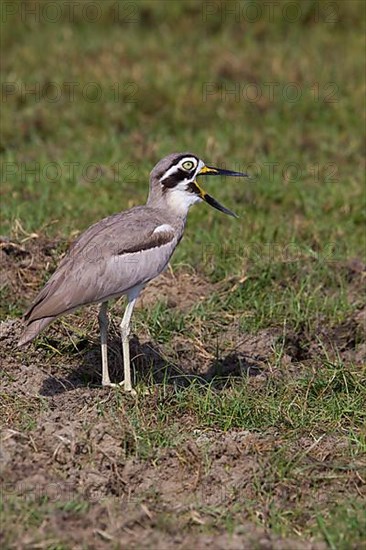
[{"x1": 1, "y1": 238, "x2": 365, "y2": 549}]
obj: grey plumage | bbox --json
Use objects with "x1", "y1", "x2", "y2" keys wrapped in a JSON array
[
  {"x1": 19, "y1": 152, "x2": 248, "y2": 390},
  {"x1": 19, "y1": 207, "x2": 183, "y2": 345}
]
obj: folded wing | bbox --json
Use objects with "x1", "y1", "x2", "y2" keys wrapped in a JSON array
[{"x1": 19, "y1": 206, "x2": 180, "y2": 345}]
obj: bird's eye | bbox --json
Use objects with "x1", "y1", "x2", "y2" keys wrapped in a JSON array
[{"x1": 182, "y1": 160, "x2": 194, "y2": 171}]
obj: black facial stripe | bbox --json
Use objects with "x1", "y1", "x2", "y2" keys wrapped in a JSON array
[
  {"x1": 161, "y1": 169, "x2": 185, "y2": 188},
  {"x1": 161, "y1": 168, "x2": 196, "y2": 189},
  {"x1": 186, "y1": 168, "x2": 196, "y2": 180},
  {"x1": 187, "y1": 181, "x2": 201, "y2": 194}
]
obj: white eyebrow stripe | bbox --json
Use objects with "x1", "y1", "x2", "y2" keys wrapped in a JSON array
[
  {"x1": 153, "y1": 224, "x2": 175, "y2": 234},
  {"x1": 160, "y1": 164, "x2": 179, "y2": 181},
  {"x1": 160, "y1": 156, "x2": 198, "y2": 181}
]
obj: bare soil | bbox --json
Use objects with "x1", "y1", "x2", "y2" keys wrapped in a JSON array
[{"x1": 1, "y1": 237, "x2": 365, "y2": 549}]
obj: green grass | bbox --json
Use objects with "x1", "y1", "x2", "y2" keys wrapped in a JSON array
[
  {"x1": 93, "y1": 358, "x2": 365, "y2": 546},
  {"x1": 0, "y1": 494, "x2": 89, "y2": 549},
  {"x1": 315, "y1": 501, "x2": 366, "y2": 550},
  {"x1": 1, "y1": 1, "x2": 365, "y2": 269},
  {"x1": 1, "y1": 1, "x2": 365, "y2": 548},
  {"x1": 115, "y1": 358, "x2": 366, "y2": 442}
]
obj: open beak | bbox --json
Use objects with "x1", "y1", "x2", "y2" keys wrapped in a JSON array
[{"x1": 195, "y1": 164, "x2": 249, "y2": 218}]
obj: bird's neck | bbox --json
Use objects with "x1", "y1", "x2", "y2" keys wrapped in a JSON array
[{"x1": 147, "y1": 187, "x2": 200, "y2": 221}]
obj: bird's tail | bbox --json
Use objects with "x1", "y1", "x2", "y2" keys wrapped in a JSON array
[{"x1": 18, "y1": 317, "x2": 55, "y2": 347}]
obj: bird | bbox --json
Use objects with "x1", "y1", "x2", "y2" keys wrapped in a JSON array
[{"x1": 18, "y1": 153, "x2": 248, "y2": 393}]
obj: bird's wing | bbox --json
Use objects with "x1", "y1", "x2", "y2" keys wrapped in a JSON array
[{"x1": 24, "y1": 206, "x2": 181, "y2": 324}]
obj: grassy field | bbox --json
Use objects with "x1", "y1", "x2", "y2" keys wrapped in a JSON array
[{"x1": 1, "y1": 1, "x2": 365, "y2": 548}]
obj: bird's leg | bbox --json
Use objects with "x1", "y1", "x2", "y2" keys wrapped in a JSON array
[
  {"x1": 98, "y1": 301, "x2": 111, "y2": 386},
  {"x1": 120, "y1": 293, "x2": 139, "y2": 393}
]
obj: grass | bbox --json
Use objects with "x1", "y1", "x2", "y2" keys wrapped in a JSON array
[
  {"x1": 128, "y1": 356, "x2": 366, "y2": 443},
  {"x1": 1, "y1": 0, "x2": 365, "y2": 548}
]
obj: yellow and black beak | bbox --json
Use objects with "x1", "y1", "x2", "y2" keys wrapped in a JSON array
[
  {"x1": 198, "y1": 165, "x2": 249, "y2": 178},
  {"x1": 195, "y1": 164, "x2": 249, "y2": 218}
]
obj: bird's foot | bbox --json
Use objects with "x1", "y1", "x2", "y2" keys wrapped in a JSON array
[
  {"x1": 123, "y1": 384, "x2": 152, "y2": 396},
  {"x1": 102, "y1": 380, "x2": 137, "y2": 396}
]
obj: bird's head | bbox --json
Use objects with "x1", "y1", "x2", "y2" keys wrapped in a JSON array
[{"x1": 148, "y1": 152, "x2": 248, "y2": 217}]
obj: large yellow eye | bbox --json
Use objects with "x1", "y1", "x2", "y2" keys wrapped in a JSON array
[{"x1": 182, "y1": 160, "x2": 195, "y2": 171}]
